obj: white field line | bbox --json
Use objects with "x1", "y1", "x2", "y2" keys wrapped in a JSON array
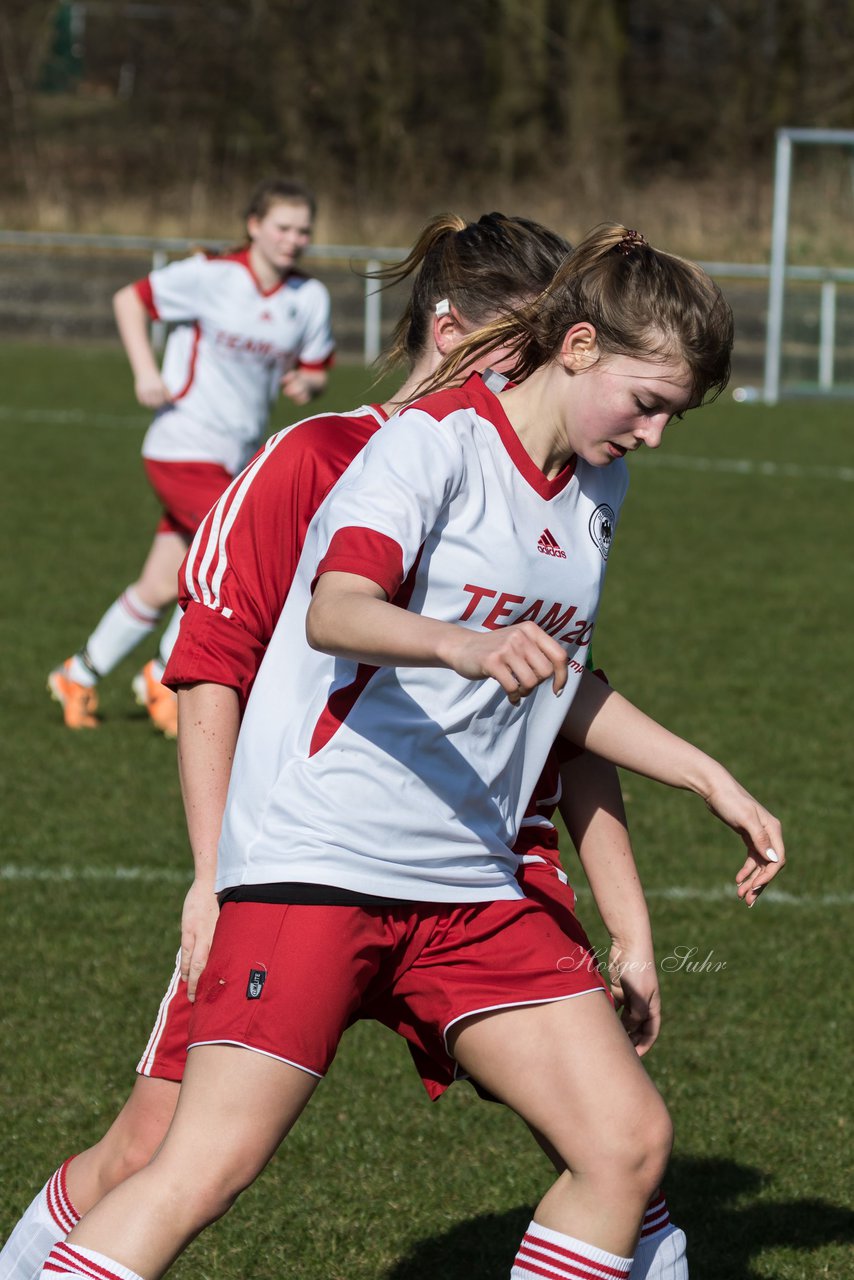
[
  {"x1": 1, "y1": 404, "x2": 853, "y2": 481},
  {"x1": 1, "y1": 865, "x2": 851, "y2": 906},
  {"x1": 633, "y1": 452, "x2": 854, "y2": 483},
  {"x1": 0, "y1": 406, "x2": 146, "y2": 429}
]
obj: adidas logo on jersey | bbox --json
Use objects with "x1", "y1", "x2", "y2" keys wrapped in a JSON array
[
  {"x1": 537, "y1": 529, "x2": 566, "y2": 559},
  {"x1": 259, "y1": 310, "x2": 274, "y2": 322}
]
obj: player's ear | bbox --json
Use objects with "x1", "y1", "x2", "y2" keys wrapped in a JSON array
[
  {"x1": 432, "y1": 301, "x2": 469, "y2": 356},
  {"x1": 560, "y1": 323, "x2": 599, "y2": 372},
  {"x1": 246, "y1": 215, "x2": 261, "y2": 242}
]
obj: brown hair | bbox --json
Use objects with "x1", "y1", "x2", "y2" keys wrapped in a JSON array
[
  {"x1": 372, "y1": 212, "x2": 572, "y2": 372},
  {"x1": 244, "y1": 178, "x2": 317, "y2": 223},
  {"x1": 418, "y1": 222, "x2": 733, "y2": 406}
]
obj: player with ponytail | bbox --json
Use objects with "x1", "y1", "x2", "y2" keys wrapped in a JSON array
[{"x1": 21, "y1": 222, "x2": 779, "y2": 1280}]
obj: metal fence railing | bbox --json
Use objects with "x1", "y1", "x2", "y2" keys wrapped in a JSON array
[{"x1": 1, "y1": 231, "x2": 852, "y2": 392}]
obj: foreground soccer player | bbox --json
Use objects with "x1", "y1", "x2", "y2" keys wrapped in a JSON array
[{"x1": 16, "y1": 213, "x2": 690, "y2": 1278}]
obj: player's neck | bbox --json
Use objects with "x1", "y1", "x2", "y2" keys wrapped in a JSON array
[{"x1": 248, "y1": 243, "x2": 286, "y2": 292}]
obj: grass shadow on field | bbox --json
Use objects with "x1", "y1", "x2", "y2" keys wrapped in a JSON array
[
  {"x1": 668, "y1": 1155, "x2": 854, "y2": 1279},
  {"x1": 384, "y1": 1206, "x2": 532, "y2": 1279},
  {"x1": 384, "y1": 1157, "x2": 854, "y2": 1280}
]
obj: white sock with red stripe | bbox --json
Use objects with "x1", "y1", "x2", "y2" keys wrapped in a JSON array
[
  {"x1": 0, "y1": 1159, "x2": 80, "y2": 1280},
  {"x1": 74, "y1": 589, "x2": 162, "y2": 681},
  {"x1": 630, "y1": 1194, "x2": 687, "y2": 1279},
  {"x1": 511, "y1": 1221, "x2": 632, "y2": 1280},
  {"x1": 40, "y1": 1242, "x2": 142, "y2": 1280}
]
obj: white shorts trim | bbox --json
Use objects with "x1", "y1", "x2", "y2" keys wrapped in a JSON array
[
  {"x1": 187, "y1": 1038, "x2": 323, "y2": 1079},
  {"x1": 136, "y1": 950, "x2": 182, "y2": 1077},
  {"x1": 442, "y1": 986, "x2": 606, "y2": 1054}
]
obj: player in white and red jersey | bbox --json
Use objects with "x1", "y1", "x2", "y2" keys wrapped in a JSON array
[
  {"x1": 7, "y1": 216, "x2": 686, "y2": 1280},
  {"x1": 47, "y1": 178, "x2": 334, "y2": 737},
  {"x1": 45, "y1": 225, "x2": 784, "y2": 1280}
]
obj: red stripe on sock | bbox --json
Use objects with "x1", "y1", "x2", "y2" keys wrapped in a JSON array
[
  {"x1": 515, "y1": 1255, "x2": 629, "y2": 1280},
  {"x1": 640, "y1": 1204, "x2": 671, "y2": 1238},
  {"x1": 120, "y1": 592, "x2": 159, "y2": 627},
  {"x1": 50, "y1": 1243, "x2": 127, "y2": 1280},
  {"x1": 516, "y1": 1237, "x2": 630, "y2": 1280},
  {"x1": 46, "y1": 1164, "x2": 77, "y2": 1234}
]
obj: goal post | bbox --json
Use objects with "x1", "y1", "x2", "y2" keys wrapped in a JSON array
[{"x1": 763, "y1": 127, "x2": 854, "y2": 404}]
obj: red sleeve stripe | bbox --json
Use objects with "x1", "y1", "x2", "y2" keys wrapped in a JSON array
[
  {"x1": 298, "y1": 352, "x2": 335, "y2": 371},
  {"x1": 134, "y1": 276, "x2": 159, "y2": 319},
  {"x1": 313, "y1": 526, "x2": 404, "y2": 599}
]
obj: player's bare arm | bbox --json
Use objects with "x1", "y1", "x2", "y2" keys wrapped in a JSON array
[
  {"x1": 113, "y1": 284, "x2": 173, "y2": 409},
  {"x1": 176, "y1": 680, "x2": 241, "y2": 998},
  {"x1": 558, "y1": 750, "x2": 660, "y2": 1054},
  {"x1": 308, "y1": 572, "x2": 568, "y2": 702},
  {"x1": 559, "y1": 667, "x2": 786, "y2": 906}
]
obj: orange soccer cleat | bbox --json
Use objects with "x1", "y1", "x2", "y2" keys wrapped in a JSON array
[
  {"x1": 132, "y1": 661, "x2": 178, "y2": 738},
  {"x1": 48, "y1": 660, "x2": 100, "y2": 730}
]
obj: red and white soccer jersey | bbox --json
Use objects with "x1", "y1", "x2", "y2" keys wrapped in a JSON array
[
  {"x1": 217, "y1": 372, "x2": 628, "y2": 902},
  {"x1": 134, "y1": 250, "x2": 334, "y2": 476},
  {"x1": 164, "y1": 403, "x2": 388, "y2": 704}
]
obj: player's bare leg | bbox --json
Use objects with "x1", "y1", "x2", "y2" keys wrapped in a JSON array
[
  {"x1": 66, "y1": 1078, "x2": 179, "y2": 1213},
  {"x1": 130, "y1": 531, "x2": 189, "y2": 613},
  {"x1": 55, "y1": 1046, "x2": 318, "y2": 1280},
  {"x1": 523, "y1": 1124, "x2": 687, "y2": 1279},
  {"x1": 126, "y1": 531, "x2": 189, "y2": 735},
  {"x1": 451, "y1": 992, "x2": 672, "y2": 1267},
  {"x1": 0, "y1": 1079, "x2": 179, "y2": 1280}
]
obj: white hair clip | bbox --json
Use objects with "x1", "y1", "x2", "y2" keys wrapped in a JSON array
[{"x1": 435, "y1": 298, "x2": 451, "y2": 317}]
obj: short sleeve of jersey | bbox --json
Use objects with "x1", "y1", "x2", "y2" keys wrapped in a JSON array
[
  {"x1": 294, "y1": 279, "x2": 335, "y2": 370},
  {"x1": 136, "y1": 254, "x2": 211, "y2": 324},
  {"x1": 164, "y1": 603, "x2": 264, "y2": 707},
  {"x1": 313, "y1": 407, "x2": 465, "y2": 599}
]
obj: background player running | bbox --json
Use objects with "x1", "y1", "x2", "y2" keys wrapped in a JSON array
[{"x1": 47, "y1": 177, "x2": 334, "y2": 738}]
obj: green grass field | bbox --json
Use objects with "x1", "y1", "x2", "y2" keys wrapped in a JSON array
[{"x1": 1, "y1": 344, "x2": 852, "y2": 1279}]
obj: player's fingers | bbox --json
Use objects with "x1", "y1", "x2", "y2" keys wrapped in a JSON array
[
  {"x1": 186, "y1": 948, "x2": 210, "y2": 1003},
  {"x1": 518, "y1": 624, "x2": 568, "y2": 695},
  {"x1": 179, "y1": 939, "x2": 193, "y2": 984}
]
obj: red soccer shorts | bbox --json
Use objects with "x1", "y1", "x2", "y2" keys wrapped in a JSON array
[
  {"x1": 143, "y1": 458, "x2": 233, "y2": 539},
  {"x1": 185, "y1": 894, "x2": 606, "y2": 1090},
  {"x1": 134, "y1": 852, "x2": 602, "y2": 1091}
]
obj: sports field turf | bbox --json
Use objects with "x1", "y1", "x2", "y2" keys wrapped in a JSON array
[{"x1": 1, "y1": 344, "x2": 852, "y2": 1279}]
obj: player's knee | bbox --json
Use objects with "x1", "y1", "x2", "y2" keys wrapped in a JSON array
[
  {"x1": 578, "y1": 1094, "x2": 672, "y2": 1203},
  {"x1": 173, "y1": 1152, "x2": 267, "y2": 1228}
]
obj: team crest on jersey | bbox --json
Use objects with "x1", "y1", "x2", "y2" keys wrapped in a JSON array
[
  {"x1": 589, "y1": 504, "x2": 615, "y2": 561},
  {"x1": 246, "y1": 967, "x2": 267, "y2": 999}
]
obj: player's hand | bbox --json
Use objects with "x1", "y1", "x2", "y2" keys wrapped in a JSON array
[
  {"x1": 702, "y1": 774, "x2": 785, "y2": 907},
  {"x1": 134, "y1": 372, "x2": 173, "y2": 409},
  {"x1": 608, "y1": 941, "x2": 661, "y2": 1056},
  {"x1": 445, "y1": 621, "x2": 568, "y2": 703},
  {"x1": 280, "y1": 369, "x2": 313, "y2": 405},
  {"x1": 180, "y1": 878, "x2": 220, "y2": 1000}
]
